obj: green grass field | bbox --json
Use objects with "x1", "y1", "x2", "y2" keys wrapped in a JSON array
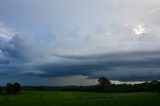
[{"x1": 0, "y1": 91, "x2": 160, "y2": 106}]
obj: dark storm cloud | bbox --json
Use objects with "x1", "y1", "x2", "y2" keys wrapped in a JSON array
[
  {"x1": 52, "y1": 50, "x2": 160, "y2": 60},
  {"x1": 23, "y1": 50, "x2": 160, "y2": 81},
  {"x1": 1, "y1": 35, "x2": 32, "y2": 61},
  {"x1": 1, "y1": 34, "x2": 160, "y2": 82},
  {"x1": 1, "y1": 0, "x2": 160, "y2": 86}
]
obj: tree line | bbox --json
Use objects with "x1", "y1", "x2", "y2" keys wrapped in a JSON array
[
  {"x1": 48, "y1": 77, "x2": 159, "y2": 93},
  {"x1": 95, "y1": 77, "x2": 160, "y2": 93},
  {"x1": 22, "y1": 77, "x2": 160, "y2": 93},
  {"x1": 1, "y1": 77, "x2": 160, "y2": 94},
  {"x1": 0, "y1": 82, "x2": 21, "y2": 94}
]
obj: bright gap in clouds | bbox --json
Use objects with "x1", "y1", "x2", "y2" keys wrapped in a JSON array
[{"x1": 133, "y1": 24, "x2": 146, "y2": 35}]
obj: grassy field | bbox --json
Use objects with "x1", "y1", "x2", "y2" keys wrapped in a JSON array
[{"x1": 0, "y1": 91, "x2": 160, "y2": 106}]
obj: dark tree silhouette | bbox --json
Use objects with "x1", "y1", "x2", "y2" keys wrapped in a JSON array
[
  {"x1": 98, "y1": 77, "x2": 111, "y2": 88},
  {"x1": 13, "y1": 82, "x2": 21, "y2": 93},
  {"x1": 6, "y1": 82, "x2": 21, "y2": 94},
  {"x1": 6, "y1": 83, "x2": 13, "y2": 94},
  {"x1": 0, "y1": 86, "x2": 3, "y2": 94},
  {"x1": 150, "y1": 80, "x2": 160, "y2": 93}
]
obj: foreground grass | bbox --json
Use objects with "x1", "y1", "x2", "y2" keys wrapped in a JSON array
[{"x1": 0, "y1": 91, "x2": 160, "y2": 106}]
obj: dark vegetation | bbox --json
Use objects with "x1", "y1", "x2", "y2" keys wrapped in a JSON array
[
  {"x1": 0, "y1": 82, "x2": 21, "y2": 94},
  {"x1": 0, "y1": 77, "x2": 160, "y2": 94}
]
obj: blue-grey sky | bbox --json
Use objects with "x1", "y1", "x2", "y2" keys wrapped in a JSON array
[{"x1": 0, "y1": 0, "x2": 160, "y2": 86}]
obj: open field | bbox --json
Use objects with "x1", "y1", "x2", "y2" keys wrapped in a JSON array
[{"x1": 0, "y1": 91, "x2": 160, "y2": 106}]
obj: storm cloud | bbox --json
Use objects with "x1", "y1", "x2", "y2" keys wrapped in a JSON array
[{"x1": 0, "y1": 0, "x2": 160, "y2": 85}]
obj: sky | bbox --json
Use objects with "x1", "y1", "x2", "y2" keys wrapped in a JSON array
[{"x1": 0, "y1": 0, "x2": 160, "y2": 86}]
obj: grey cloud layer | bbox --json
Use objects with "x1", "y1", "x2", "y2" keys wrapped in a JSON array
[
  {"x1": 1, "y1": 34, "x2": 160, "y2": 82},
  {"x1": 0, "y1": 0, "x2": 160, "y2": 85}
]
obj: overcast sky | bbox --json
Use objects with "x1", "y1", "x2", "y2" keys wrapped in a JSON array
[{"x1": 0, "y1": 0, "x2": 160, "y2": 86}]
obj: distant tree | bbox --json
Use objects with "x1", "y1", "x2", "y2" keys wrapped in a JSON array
[
  {"x1": 6, "y1": 83, "x2": 21, "y2": 94},
  {"x1": 98, "y1": 77, "x2": 111, "y2": 88},
  {"x1": 13, "y1": 83, "x2": 21, "y2": 93},
  {"x1": 0, "y1": 86, "x2": 3, "y2": 94},
  {"x1": 150, "y1": 80, "x2": 160, "y2": 93},
  {"x1": 6, "y1": 83, "x2": 13, "y2": 94}
]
